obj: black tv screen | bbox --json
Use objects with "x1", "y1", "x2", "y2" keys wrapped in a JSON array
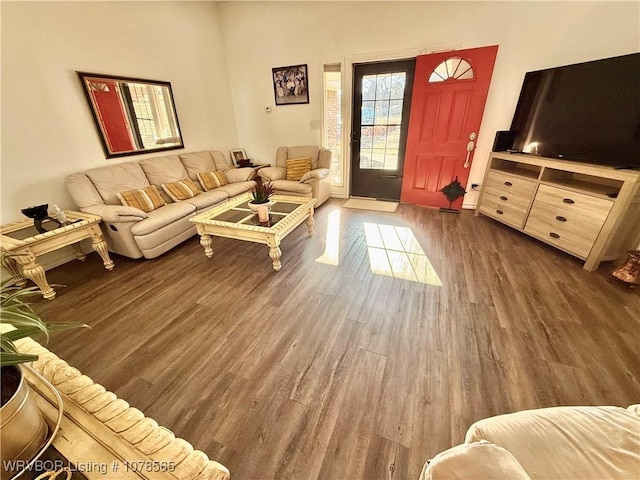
[{"x1": 510, "y1": 52, "x2": 640, "y2": 169}]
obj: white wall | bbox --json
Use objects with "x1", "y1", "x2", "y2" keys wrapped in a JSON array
[
  {"x1": 218, "y1": 1, "x2": 640, "y2": 205},
  {"x1": 1, "y1": 1, "x2": 238, "y2": 225}
]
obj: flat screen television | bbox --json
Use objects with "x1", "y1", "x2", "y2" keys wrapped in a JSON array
[{"x1": 509, "y1": 52, "x2": 640, "y2": 169}]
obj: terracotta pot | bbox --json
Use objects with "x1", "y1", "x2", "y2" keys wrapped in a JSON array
[
  {"x1": 0, "y1": 366, "x2": 48, "y2": 480},
  {"x1": 249, "y1": 199, "x2": 273, "y2": 213}
]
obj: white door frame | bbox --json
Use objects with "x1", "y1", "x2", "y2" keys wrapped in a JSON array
[{"x1": 324, "y1": 44, "x2": 460, "y2": 199}]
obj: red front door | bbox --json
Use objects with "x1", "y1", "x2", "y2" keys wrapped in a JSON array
[{"x1": 400, "y1": 45, "x2": 498, "y2": 209}]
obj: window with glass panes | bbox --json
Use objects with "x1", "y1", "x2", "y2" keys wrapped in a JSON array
[{"x1": 360, "y1": 73, "x2": 406, "y2": 170}]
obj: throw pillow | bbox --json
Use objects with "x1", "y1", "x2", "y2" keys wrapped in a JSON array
[
  {"x1": 116, "y1": 185, "x2": 166, "y2": 213},
  {"x1": 161, "y1": 178, "x2": 203, "y2": 202},
  {"x1": 286, "y1": 157, "x2": 312, "y2": 181},
  {"x1": 197, "y1": 171, "x2": 228, "y2": 191}
]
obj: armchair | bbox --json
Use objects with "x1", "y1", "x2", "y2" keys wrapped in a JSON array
[{"x1": 257, "y1": 146, "x2": 331, "y2": 207}]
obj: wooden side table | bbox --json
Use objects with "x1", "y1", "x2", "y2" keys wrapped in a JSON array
[{"x1": 1, "y1": 210, "x2": 114, "y2": 300}]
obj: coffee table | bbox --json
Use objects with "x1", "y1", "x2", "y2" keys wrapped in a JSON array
[
  {"x1": 0, "y1": 210, "x2": 114, "y2": 299},
  {"x1": 190, "y1": 193, "x2": 315, "y2": 271}
]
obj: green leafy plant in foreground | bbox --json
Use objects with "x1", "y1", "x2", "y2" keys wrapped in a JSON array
[{"x1": 1, "y1": 269, "x2": 86, "y2": 366}]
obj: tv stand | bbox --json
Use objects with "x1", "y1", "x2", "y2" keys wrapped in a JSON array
[{"x1": 475, "y1": 152, "x2": 640, "y2": 271}]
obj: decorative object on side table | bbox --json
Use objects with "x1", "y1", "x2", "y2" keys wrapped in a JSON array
[
  {"x1": 610, "y1": 250, "x2": 640, "y2": 291},
  {"x1": 249, "y1": 181, "x2": 274, "y2": 214},
  {"x1": 230, "y1": 148, "x2": 249, "y2": 167},
  {"x1": 439, "y1": 176, "x2": 467, "y2": 213},
  {"x1": 272, "y1": 64, "x2": 309, "y2": 105},
  {"x1": 0, "y1": 263, "x2": 87, "y2": 480},
  {"x1": 20, "y1": 204, "x2": 64, "y2": 234}
]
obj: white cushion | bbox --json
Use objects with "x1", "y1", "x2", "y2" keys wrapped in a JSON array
[
  {"x1": 421, "y1": 441, "x2": 530, "y2": 480},
  {"x1": 139, "y1": 155, "x2": 188, "y2": 186},
  {"x1": 465, "y1": 406, "x2": 640, "y2": 479},
  {"x1": 85, "y1": 162, "x2": 150, "y2": 205}
]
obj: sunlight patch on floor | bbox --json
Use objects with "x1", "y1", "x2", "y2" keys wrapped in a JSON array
[
  {"x1": 364, "y1": 222, "x2": 442, "y2": 286},
  {"x1": 316, "y1": 209, "x2": 341, "y2": 265}
]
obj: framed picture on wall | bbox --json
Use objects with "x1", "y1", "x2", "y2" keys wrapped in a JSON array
[{"x1": 272, "y1": 64, "x2": 309, "y2": 106}]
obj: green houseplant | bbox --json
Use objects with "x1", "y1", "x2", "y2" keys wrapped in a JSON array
[
  {"x1": 250, "y1": 181, "x2": 274, "y2": 205},
  {"x1": 0, "y1": 268, "x2": 85, "y2": 479},
  {"x1": 248, "y1": 181, "x2": 274, "y2": 214}
]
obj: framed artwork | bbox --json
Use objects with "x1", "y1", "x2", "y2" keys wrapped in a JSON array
[
  {"x1": 230, "y1": 148, "x2": 248, "y2": 166},
  {"x1": 272, "y1": 64, "x2": 309, "y2": 106}
]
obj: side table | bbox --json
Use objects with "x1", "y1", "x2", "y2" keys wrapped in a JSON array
[{"x1": 0, "y1": 210, "x2": 114, "y2": 300}]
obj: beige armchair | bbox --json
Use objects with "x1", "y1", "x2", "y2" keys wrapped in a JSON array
[{"x1": 257, "y1": 146, "x2": 331, "y2": 207}]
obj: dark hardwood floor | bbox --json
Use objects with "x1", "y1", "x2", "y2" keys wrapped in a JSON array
[{"x1": 33, "y1": 199, "x2": 640, "y2": 479}]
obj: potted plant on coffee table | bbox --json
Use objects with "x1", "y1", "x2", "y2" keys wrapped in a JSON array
[
  {"x1": 0, "y1": 267, "x2": 85, "y2": 479},
  {"x1": 248, "y1": 181, "x2": 274, "y2": 213}
]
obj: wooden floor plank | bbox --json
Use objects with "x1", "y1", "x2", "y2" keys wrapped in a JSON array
[{"x1": 29, "y1": 199, "x2": 640, "y2": 480}]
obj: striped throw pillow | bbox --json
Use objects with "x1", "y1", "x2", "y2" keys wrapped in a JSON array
[
  {"x1": 197, "y1": 171, "x2": 228, "y2": 191},
  {"x1": 116, "y1": 186, "x2": 166, "y2": 213},
  {"x1": 161, "y1": 178, "x2": 203, "y2": 202},
  {"x1": 286, "y1": 157, "x2": 312, "y2": 181}
]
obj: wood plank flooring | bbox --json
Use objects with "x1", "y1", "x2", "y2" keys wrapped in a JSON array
[{"x1": 33, "y1": 199, "x2": 640, "y2": 479}]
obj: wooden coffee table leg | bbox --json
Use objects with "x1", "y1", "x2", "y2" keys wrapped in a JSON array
[
  {"x1": 20, "y1": 254, "x2": 55, "y2": 300},
  {"x1": 200, "y1": 234, "x2": 214, "y2": 258},
  {"x1": 73, "y1": 243, "x2": 87, "y2": 261},
  {"x1": 267, "y1": 236, "x2": 282, "y2": 271},
  {"x1": 305, "y1": 209, "x2": 315, "y2": 236}
]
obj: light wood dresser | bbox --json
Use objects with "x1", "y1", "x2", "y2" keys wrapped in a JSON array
[{"x1": 475, "y1": 152, "x2": 640, "y2": 271}]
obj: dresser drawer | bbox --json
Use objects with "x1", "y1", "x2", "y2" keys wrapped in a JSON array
[
  {"x1": 485, "y1": 171, "x2": 538, "y2": 197},
  {"x1": 532, "y1": 184, "x2": 614, "y2": 220},
  {"x1": 479, "y1": 171, "x2": 537, "y2": 228},
  {"x1": 524, "y1": 185, "x2": 613, "y2": 258}
]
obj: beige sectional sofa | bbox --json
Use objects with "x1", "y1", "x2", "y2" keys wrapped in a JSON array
[
  {"x1": 257, "y1": 146, "x2": 331, "y2": 207},
  {"x1": 65, "y1": 150, "x2": 256, "y2": 259}
]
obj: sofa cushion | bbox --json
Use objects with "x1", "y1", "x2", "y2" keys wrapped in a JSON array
[
  {"x1": 465, "y1": 406, "x2": 640, "y2": 480},
  {"x1": 211, "y1": 150, "x2": 233, "y2": 171},
  {"x1": 65, "y1": 173, "x2": 105, "y2": 209},
  {"x1": 117, "y1": 186, "x2": 166, "y2": 213},
  {"x1": 161, "y1": 178, "x2": 202, "y2": 201},
  {"x1": 270, "y1": 179, "x2": 313, "y2": 196},
  {"x1": 197, "y1": 171, "x2": 228, "y2": 191},
  {"x1": 276, "y1": 146, "x2": 320, "y2": 169},
  {"x1": 421, "y1": 441, "x2": 530, "y2": 480},
  {"x1": 179, "y1": 151, "x2": 217, "y2": 181},
  {"x1": 216, "y1": 181, "x2": 256, "y2": 198},
  {"x1": 139, "y1": 155, "x2": 188, "y2": 186},
  {"x1": 130, "y1": 202, "x2": 195, "y2": 236},
  {"x1": 182, "y1": 189, "x2": 229, "y2": 211},
  {"x1": 86, "y1": 162, "x2": 150, "y2": 205},
  {"x1": 286, "y1": 157, "x2": 312, "y2": 181}
]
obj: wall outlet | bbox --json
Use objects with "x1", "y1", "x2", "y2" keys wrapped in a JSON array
[{"x1": 310, "y1": 120, "x2": 321, "y2": 130}]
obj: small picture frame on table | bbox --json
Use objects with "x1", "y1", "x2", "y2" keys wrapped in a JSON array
[{"x1": 230, "y1": 148, "x2": 249, "y2": 167}]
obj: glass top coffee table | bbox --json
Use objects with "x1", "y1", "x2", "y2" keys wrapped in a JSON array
[{"x1": 190, "y1": 193, "x2": 315, "y2": 271}]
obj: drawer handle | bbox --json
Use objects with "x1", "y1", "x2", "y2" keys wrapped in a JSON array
[
  {"x1": 549, "y1": 232, "x2": 560, "y2": 239},
  {"x1": 500, "y1": 196, "x2": 508, "y2": 201},
  {"x1": 562, "y1": 198, "x2": 575, "y2": 204},
  {"x1": 496, "y1": 209, "x2": 504, "y2": 215},
  {"x1": 555, "y1": 216, "x2": 567, "y2": 222},
  {"x1": 504, "y1": 181, "x2": 513, "y2": 187}
]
